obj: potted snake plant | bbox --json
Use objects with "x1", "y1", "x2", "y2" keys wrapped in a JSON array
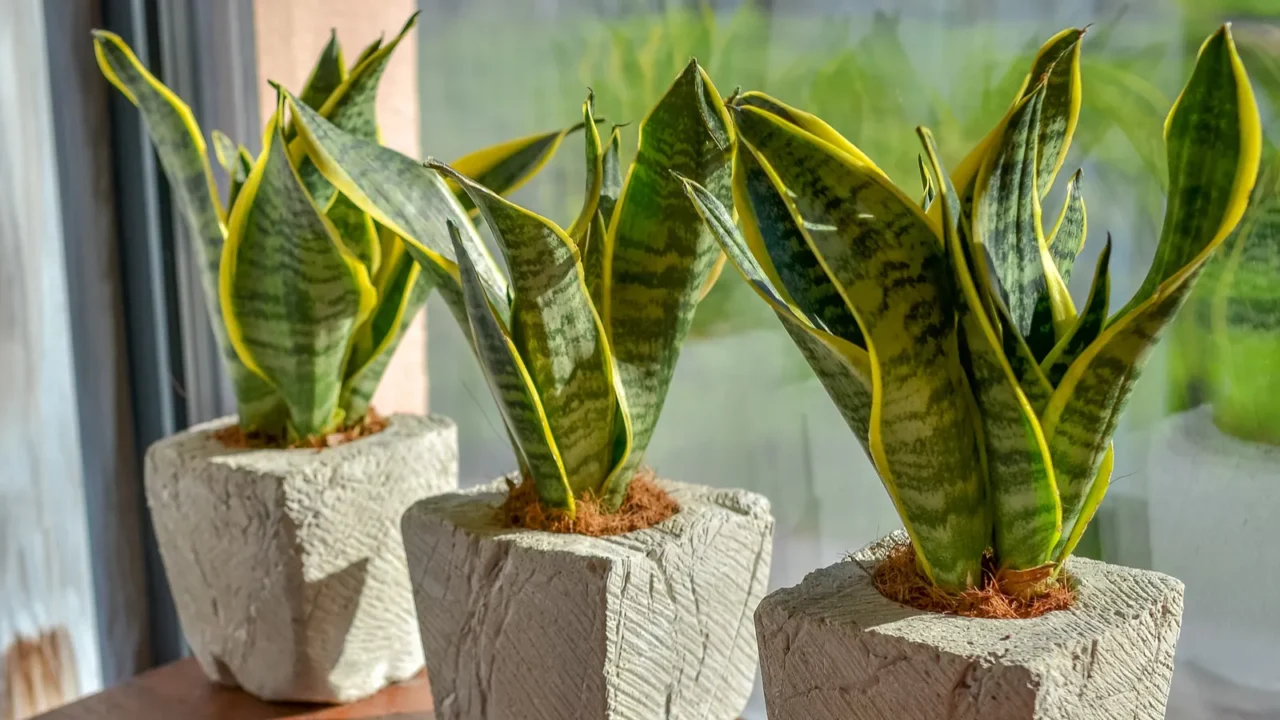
[
  {"x1": 93, "y1": 14, "x2": 581, "y2": 703},
  {"x1": 683, "y1": 24, "x2": 1259, "y2": 720},
  {"x1": 286, "y1": 61, "x2": 775, "y2": 720}
]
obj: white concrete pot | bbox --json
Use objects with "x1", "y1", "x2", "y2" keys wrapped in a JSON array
[
  {"x1": 1147, "y1": 407, "x2": 1280, "y2": 718},
  {"x1": 401, "y1": 477, "x2": 774, "y2": 720},
  {"x1": 144, "y1": 414, "x2": 458, "y2": 703},
  {"x1": 756, "y1": 530, "x2": 1185, "y2": 720}
]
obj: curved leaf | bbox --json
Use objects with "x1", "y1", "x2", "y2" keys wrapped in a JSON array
[
  {"x1": 1042, "y1": 238, "x2": 1112, "y2": 388},
  {"x1": 734, "y1": 105, "x2": 986, "y2": 590},
  {"x1": 91, "y1": 29, "x2": 282, "y2": 429},
  {"x1": 326, "y1": 193, "x2": 380, "y2": 275},
  {"x1": 732, "y1": 90, "x2": 890, "y2": 180},
  {"x1": 1044, "y1": 25, "x2": 1261, "y2": 542},
  {"x1": 602, "y1": 59, "x2": 734, "y2": 484},
  {"x1": 568, "y1": 92, "x2": 603, "y2": 241},
  {"x1": 220, "y1": 99, "x2": 376, "y2": 439},
  {"x1": 598, "y1": 125, "x2": 624, "y2": 228},
  {"x1": 449, "y1": 122, "x2": 588, "y2": 209},
  {"x1": 298, "y1": 29, "x2": 346, "y2": 111},
  {"x1": 1047, "y1": 169, "x2": 1087, "y2": 285},
  {"x1": 1028, "y1": 27, "x2": 1084, "y2": 198},
  {"x1": 921, "y1": 128, "x2": 1060, "y2": 571},
  {"x1": 434, "y1": 162, "x2": 621, "y2": 499},
  {"x1": 451, "y1": 224, "x2": 573, "y2": 514}
]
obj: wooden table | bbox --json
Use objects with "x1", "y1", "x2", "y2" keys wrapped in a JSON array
[{"x1": 33, "y1": 659, "x2": 434, "y2": 719}]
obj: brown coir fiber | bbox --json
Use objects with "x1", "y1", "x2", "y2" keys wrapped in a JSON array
[
  {"x1": 214, "y1": 409, "x2": 389, "y2": 450},
  {"x1": 498, "y1": 468, "x2": 680, "y2": 537},
  {"x1": 871, "y1": 541, "x2": 1076, "y2": 619}
]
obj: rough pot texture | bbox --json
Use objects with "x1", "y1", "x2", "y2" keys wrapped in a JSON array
[
  {"x1": 401, "y1": 477, "x2": 774, "y2": 720},
  {"x1": 756, "y1": 530, "x2": 1185, "y2": 720},
  {"x1": 144, "y1": 414, "x2": 458, "y2": 703}
]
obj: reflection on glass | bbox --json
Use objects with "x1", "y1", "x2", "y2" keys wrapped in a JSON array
[{"x1": 417, "y1": 2, "x2": 1280, "y2": 717}]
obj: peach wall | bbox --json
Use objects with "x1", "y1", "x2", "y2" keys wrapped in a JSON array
[{"x1": 252, "y1": 0, "x2": 427, "y2": 415}]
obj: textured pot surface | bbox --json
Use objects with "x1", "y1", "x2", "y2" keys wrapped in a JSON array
[
  {"x1": 401, "y1": 477, "x2": 774, "y2": 720},
  {"x1": 1148, "y1": 408, "x2": 1280, "y2": 718},
  {"x1": 756, "y1": 530, "x2": 1185, "y2": 720},
  {"x1": 144, "y1": 414, "x2": 458, "y2": 703}
]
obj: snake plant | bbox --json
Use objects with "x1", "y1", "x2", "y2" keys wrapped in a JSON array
[
  {"x1": 92, "y1": 15, "x2": 578, "y2": 442},
  {"x1": 285, "y1": 61, "x2": 730, "y2": 515},
  {"x1": 683, "y1": 25, "x2": 1261, "y2": 591}
]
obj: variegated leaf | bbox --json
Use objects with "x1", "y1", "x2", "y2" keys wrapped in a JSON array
[
  {"x1": 581, "y1": 210, "x2": 608, "y2": 312},
  {"x1": 598, "y1": 125, "x2": 624, "y2": 228},
  {"x1": 1053, "y1": 444, "x2": 1114, "y2": 563},
  {"x1": 221, "y1": 99, "x2": 375, "y2": 439},
  {"x1": 568, "y1": 92, "x2": 603, "y2": 242},
  {"x1": 918, "y1": 155, "x2": 936, "y2": 211},
  {"x1": 298, "y1": 29, "x2": 345, "y2": 110},
  {"x1": 1042, "y1": 238, "x2": 1112, "y2": 388},
  {"x1": 341, "y1": 234, "x2": 432, "y2": 419},
  {"x1": 731, "y1": 90, "x2": 890, "y2": 179},
  {"x1": 1027, "y1": 28, "x2": 1084, "y2": 198},
  {"x1": 733, "y1": 141, "x2": 863, "y2": 345},
  {"x1": 294, "y1": 13, "x2": 417, "y2": 207},
  {"x1": 434, "y1": 162, "x2": 620, "y2": 498},
  {"x1": 451, "y1": 223, "x2": 574, "y2": 513},
  {"x1": 326, "y1": 193, "x2": 380, "y2": 275},
  {"x1": 602, "y1": 60, "x2": 734, "y2": 496},
  {"x1": 449, "y1": 121, "x2": 589, "y2": 209},
  {"x1": 921, "y1": 128, "x2": 1060, "y2": 571},
  {"x1": 1044, "y1": 25, "x2": 1261, "y2": 546},
  {"x1": 92, "y1": 29, "x2": 282, "y2": 429},
  {"x1": 682, "y1": 176, "x2": 874, "y2": 452},
  {"x1": 1047, "y1": 169, "x2": 1087, "y2": 285},
  {"x1": 285, "y1": 89, "x2": 507, "y2": 331},
  {"x1": 734, "y1": 105, "x2": 986, "y2": 590}
]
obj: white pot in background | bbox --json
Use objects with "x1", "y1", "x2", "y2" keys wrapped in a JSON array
[
  {"x1": 144, "y1": 414, "x2": 458, "y2": 703},
  {"x1": 1147, "y1": 407, "x2": 1280, "y2": 719}
]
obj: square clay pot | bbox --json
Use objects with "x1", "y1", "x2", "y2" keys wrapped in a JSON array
[
  {"x1": 144, "y1": 413, "x2": 458, "y2": 702},
  {"x1": 756, "y1": 530, "x2": 1185, "y2": 720},
  {"x1": 401, "y1": 477, "x2": 774, "y2": 720}
]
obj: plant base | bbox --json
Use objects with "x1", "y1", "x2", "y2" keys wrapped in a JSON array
[
  {"x1": 144, "y1": 414, "x2": 458, "y2": 703},
  {"x1": 756, "y1": 530, "x2": 1184, "y2": 720},
  {"x1": 401, "y1": 477, "x2": 774, "y2": 720}
]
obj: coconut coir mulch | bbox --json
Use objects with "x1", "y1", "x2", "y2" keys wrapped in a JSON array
[
  {"x1": 871, "y1": 541, "x2": 1077, "y2": 619},
  {"x1": 498, "y1": 468, "x2": 680, "y2": 537},
  {"x1": 213, "y1": 409, "x2": 389, "y2": 450}
]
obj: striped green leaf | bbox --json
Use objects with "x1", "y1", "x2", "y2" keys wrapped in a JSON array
[
  {"x1": 1042, "y1": 238, "x2": 1112, "y2": 388},
  {"x1": 220, "y1": 99, "x2": 376, "y2": 439},
  {"x1": 568, "y1": 92, "x2": 603, "y2": 242},
  {"x1": 598, "y1": 125, "x2": 624, "y2": 228},
  {"x1": 731, "y1": 90, "x2": 890, "y2": 179},
  {"x1": 1044, "y1": 25, "x2": 1261, "y2": 544},
  {"x1": 434, "y1": 162, "x2": 622, "y2": 498},
  {"x1": 285, "y1": 88, "x2": 506, "y2": 332},
  {"x1": 327, "y1": 193, "x2": 380, "y2": 275},
  {"x1": 212, "y1": 130, "x2": 254, "y2": 210},
  {"x1": 581, "y1": 210, "x2": 609, "y2": 310},
  {"x1": 298, "y1": 29, "x2": 345, "y2": 111},
  {"x1": 733, "y1": 141, "x2": 863, "y2": 346},
  {"x1": 1047, "y1": 169, "x2": 1087, "y2": 285},
  {"x1": 1027, "y1": 28, "x2": 1084, "y2": 198},
  {"x1": 341, "y1": 234, "x2": 432, "y2": 420},
  {"x1": 921, "y1": 128, "x2": 1060, "y2": 571},
  {"x1": 449, "y1": 121, "x2": 588, "y2": 209},
  {"x1": 1053, "y1": 444, "x2": 1114, "y2": 563},
  {"x1": 602, "y1": 60, "x2": 734, "y2": 491},
  {"x1": 451, "y1": 223, "x2": 573, "y2": 513},
  {"x1": 92, "y1": 29, "x2": 282, "y2": 430},
  {"x1": 918, "y1": 155, "x2": 936, "y2": 211},
  {"x1": 733, "y1": 105, "x2": 986, "y2": 590},
  {"x1": 294, "y1": 13, "x2": 417, "y2": 207},
  {"x1": 682, "y1": 175, "x2": 874, "y2": 452}
]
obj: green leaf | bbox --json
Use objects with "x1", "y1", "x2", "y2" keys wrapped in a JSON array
[
  {"x1": 601, "y1": 60, "x2": 734, "y2": 492},
  {"x1": 732, "y1": 90, "x2": 891, "y2": 179},
  {"x1": 1047, "y1": 169, "x2": 1087, "y2": 285},
  {"x1": 1027, "y1": 28, "x2": 1084, "y2": 198},
  {"x1": 921, "y1": 128, "x2": 1060, "y2": 571},
  {"x1": 733, "y1": 142, "x2": 863, "y2": 346},
  {"x1": 92, "y1": 29, "x2": 282, "y2": 430},
  {"x1": 212, "y1": 130, "x2": 253, "y2": 210},
  {"x1": 1042, "y1": 238, "x2": 1112, "y2": 388},
  {"x1": 298, "y1": 30, "x2": 346, "y2": 111},
  {"x1": 733, "y1": 104, "x2": 986, "y2": 590},
  {"x1": 450, "y1": 223, "x2": 574, "y2": 513},
  {"x1": 449, "y1": 121, "x2": 590, "y2": 209},
  {"x1": 341, "y1": 234, "x2": 432, "y2": 419},
  {"x1": 220, "y1": 98, "x2": 376, "y2": 439},
  {"x1": 434, "y1": 162, "x2": 623, "y2": 500},
  {"x1": 1044, "y1": 25, "x2": 1261, "y2": 550},
  {"x1": 293, "y1": 13, "x2": 417, "y2": 207},
  {"x1": 580, "y1": 210, "x2": 609, "y2": 319},
  {"x1": 918, "y1": 155, "x2": 936, "y2": 211},
  {"x1": 682, "y1": 175, "x2": 874, "y2": 453},
  {"x1": 1053, "y1": 445, "x2": 1114, "y2": 563},
  {"x1": 568, "y1": 92, "x2": 603, "y2": 241},
  {"x1": 598, "y1": 125, "x2": 624, "y2": 228},
  {"x1": 326, "y1": 193, "x2": 380, "y2": 275},
  {"x1": 285, "y1": 88, "x2": 507, "y2": 331}
]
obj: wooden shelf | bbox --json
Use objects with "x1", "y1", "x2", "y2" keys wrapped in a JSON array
[{"x1": 33, "y1": 659, "x2": 433, "y2": 719}]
